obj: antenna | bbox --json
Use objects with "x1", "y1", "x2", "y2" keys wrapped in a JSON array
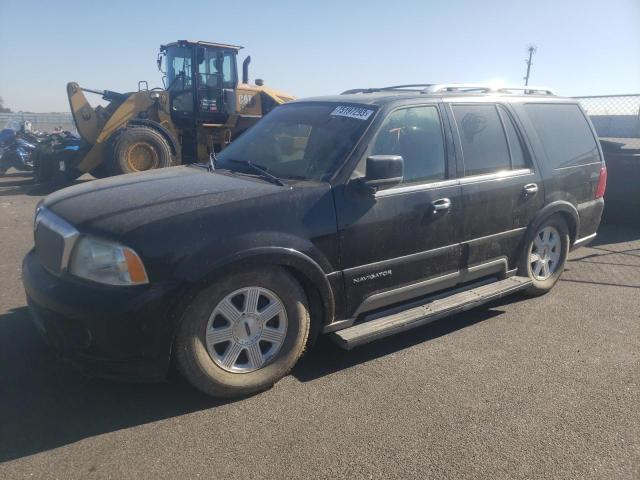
[{"x1": 524, "y1": 45, "x2": 537, "y2": 86}]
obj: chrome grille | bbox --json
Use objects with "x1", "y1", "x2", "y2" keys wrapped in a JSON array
[{"x1": 34, "y1": 208, "x2": 80, "y2": 275}]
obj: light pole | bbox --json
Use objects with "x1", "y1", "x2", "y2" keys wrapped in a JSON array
[{"x1": 524, "y1": 45, "x2": 537, "y2": 86}]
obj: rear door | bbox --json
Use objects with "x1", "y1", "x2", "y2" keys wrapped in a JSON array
[
  {"x1": 447, "y1": 101, "x2": 544, "y2": 273},
  {"x1": 335, "y1": 104, "x2": 463, "y2": 318}
]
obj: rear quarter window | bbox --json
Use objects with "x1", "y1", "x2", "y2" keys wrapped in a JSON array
[{"x1": 523, "y1": 103, "x2": 600, "y2": 169}]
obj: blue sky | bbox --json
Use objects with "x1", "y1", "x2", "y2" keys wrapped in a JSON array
[{"x1": 0, "y1": 0, "x2": 638, "y2": 112}]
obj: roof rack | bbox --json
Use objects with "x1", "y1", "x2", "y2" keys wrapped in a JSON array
[
  {"x1": 421, "y1": 83, "x2": 556, "y2": 95},
  {"x1": 341, "y1": 84, "x2": 435, "y2": 95},
  {"x1": 341, "y1": 83, "x2": 556, "y2": 96}
]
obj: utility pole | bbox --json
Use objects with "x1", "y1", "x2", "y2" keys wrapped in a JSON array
[{"x1": 523, "y1": 45, "x2": 537, "y2": 86}]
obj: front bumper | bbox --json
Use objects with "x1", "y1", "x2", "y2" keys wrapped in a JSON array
[{"x1": 22, "y1": 249, "x2": 182, "y2": 381}]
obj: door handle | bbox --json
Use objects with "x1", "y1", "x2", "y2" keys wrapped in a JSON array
[
  {"x1": 431, "y1": 198, "x2": 451, "y2": 213},
  {"x1": 523, "y1": 183, "x2": 538, "y2": 195}
]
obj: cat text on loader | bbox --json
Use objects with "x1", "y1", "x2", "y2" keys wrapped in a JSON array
[{"x1": 65, "y1": 40, "x2": 295, "y2": 178}]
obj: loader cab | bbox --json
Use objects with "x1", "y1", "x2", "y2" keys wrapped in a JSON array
[{"x1": 160, "y1": 40, "x2": 240, "y2": 127}]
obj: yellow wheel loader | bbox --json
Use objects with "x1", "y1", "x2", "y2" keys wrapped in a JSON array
[{"x1": 42, "y1": 40, "x2": 294, "y2": 180}]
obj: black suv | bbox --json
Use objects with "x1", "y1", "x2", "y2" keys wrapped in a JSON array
[{"x1": 23, "y1": 84, "x2": 607, "y2": 397}]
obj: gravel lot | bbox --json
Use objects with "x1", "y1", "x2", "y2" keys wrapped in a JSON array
[{"x1": 0, "y1": 171, "x2": 638, "y2": 479}]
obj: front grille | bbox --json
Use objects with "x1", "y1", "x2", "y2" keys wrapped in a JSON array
[{"x1": 34, "y1": 208, "x2": 79, "y2": 275}]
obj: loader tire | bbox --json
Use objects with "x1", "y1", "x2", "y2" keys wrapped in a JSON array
[{"x1": 111, "y1": 126, "x2": 173, "y2": 175}]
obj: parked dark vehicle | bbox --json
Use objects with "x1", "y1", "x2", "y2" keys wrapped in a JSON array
[{"x1": 23, "y1": 84, "x2": 606, "y2": 397}]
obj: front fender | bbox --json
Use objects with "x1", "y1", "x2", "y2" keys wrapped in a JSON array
[{"x1": 185, "y1": 246, "x2": 336, "y2": 327}]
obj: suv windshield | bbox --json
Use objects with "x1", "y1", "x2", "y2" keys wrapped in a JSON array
[{"x1": 217, "y1": 103, "x2": 376, "y2": 181}]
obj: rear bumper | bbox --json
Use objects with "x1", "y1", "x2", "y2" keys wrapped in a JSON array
[
  {"x1": 572, "y1": 198, "x2": 604, "y2": 250},
  {"x1": 22, "y1": 249, "x2": 182, "y2": 381}
]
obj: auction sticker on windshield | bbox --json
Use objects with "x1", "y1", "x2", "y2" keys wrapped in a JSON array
[{"x1": 331, "y1": 105, "x2": 374, "y2": 121}]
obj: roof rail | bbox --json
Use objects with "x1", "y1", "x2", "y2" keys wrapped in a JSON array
[
  {"x1": 422, "y1": 83, "x2": 556, "y2": 95},
  {"x1": 341, "y1": 84, "x2": 435, "y2": 95}
]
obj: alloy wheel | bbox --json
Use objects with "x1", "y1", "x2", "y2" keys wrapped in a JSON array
[
  {"x1": 205, "y1": 287, "x2": 288, "y2": 373},
  {"x1": 529, "y1": 226, "x2": 561, "y2": 280}
]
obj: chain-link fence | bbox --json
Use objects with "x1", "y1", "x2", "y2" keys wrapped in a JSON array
[
  {"x1": 574, "y1": 94, "x2": 640, "y2": 139},
  {"x1": 0, "y1": 112, "x2": 76, "y2": 133}
]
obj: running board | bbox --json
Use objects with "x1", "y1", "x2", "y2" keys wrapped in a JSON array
[{"x1": 330, "y1": 276, "x2": 532, "y2": 350}]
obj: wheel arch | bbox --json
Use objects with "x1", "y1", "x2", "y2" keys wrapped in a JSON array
[
  {"x1": 527, "y1": 200, "x2": 579, "y2": 244},
  {"x1": 218, "y1": 247, "x2": 334, "y2": 327},
  {"x1": 176, "y1": 246, "x2": 335, "y2": 330}
]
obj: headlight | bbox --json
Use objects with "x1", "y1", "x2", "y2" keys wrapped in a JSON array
[{"x1": 69, "y1": 236, "x2": 149, "y2": 286}]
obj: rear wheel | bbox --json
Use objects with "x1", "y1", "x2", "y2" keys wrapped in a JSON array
[
  {"x1": 175, "y1": 267, "x2": 310, "y2": 398},
  {"x1": 519, "y1": 215, "x2": 570, "y2": 296},
  {"x1": 110, "y1": 126, "x2": 173, "y2": 175}
]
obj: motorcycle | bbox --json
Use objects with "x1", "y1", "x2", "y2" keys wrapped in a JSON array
[{"x1": 0, "y1": 127, "x2": 37, "y2": 175}]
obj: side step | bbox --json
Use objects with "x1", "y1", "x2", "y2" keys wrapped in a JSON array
[{"x1": 330, "y1": 276, "x2": 532, "y2": 350}]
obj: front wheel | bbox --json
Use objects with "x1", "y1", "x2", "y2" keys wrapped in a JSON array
[
  {"x1": 518, "y1": 215, "x2": 570, "y2": 296},
  {"x1": 174, "y1": 268, "x2": 310, "y2": 398}
]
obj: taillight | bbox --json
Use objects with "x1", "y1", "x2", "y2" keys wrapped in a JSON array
[{"x1": 595, "y1": 165, "x2": 607, "y2": 199}]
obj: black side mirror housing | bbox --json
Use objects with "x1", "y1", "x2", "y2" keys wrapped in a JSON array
[{"x1": 363, "y1": 155, "x2": 404, "y2": 189}]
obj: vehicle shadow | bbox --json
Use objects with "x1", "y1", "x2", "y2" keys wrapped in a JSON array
[
  {"x1": 0, "y1": 172, "x2": 92, "y2": 197},
  {"x1": 0, "y1": 301, "x2": 510, "y2": 462},
  {"x1": 293, "y1": 306, "x2": 506, "y2": 383},
  {"x1": 590, "y1": 224, "x2": 640, "y2": 248},
  {"x1": 0, "y1": 306, "x2": 225, "y2": 462},
  {"x1": 563, "y1": 224, "x2": 640, "y2": 289}
]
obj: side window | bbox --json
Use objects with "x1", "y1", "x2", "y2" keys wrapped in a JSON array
[
  {"x1": 222, "y1": 52, "x2": 236, "y2": 88},
  {"x1": 452, "y1": 104, "x2": 511, "y2": 176},
  {"x1": 197, "y1": 49, "x2": 219, "y2": 88},
  {"x1": 497, "y1": 105, "x2": 528, "y2": 169},
  {"x1": 523, "y1": 103, "x2": 600, "y2": 169},
  {"x1": 370, "y1": 106, "x2": 445, "y2": 184}
]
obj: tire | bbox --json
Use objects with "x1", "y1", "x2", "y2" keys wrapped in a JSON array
[
  {"x1": 110, "y1": 126, "x2": 173, "y2": 175},
  {"x1": 518, "y1": 214, "x2": 570, "y2": 296},
  {"x1": 32, "y1": 149, "x2": 57, "y2": 184},
  {"x1": 175, "y1": 267, "x2": 310, "y2": 398}
]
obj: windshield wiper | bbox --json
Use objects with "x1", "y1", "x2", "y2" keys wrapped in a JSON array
[{"x1": 226, "y1": 160, "x2": 284, "y2": 186}]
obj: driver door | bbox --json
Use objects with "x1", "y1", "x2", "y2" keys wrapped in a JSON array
[{"x1": 335, "y1": 104, "x2": 463, "y2": 318}]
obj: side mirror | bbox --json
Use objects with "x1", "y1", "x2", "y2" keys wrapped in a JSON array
[{"x1": 363, "y1": 155, "x2": 404, "y2": 189}]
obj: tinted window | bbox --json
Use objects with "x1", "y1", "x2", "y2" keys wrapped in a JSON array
[
  {"x1": 498, "y1": 105, "x2": 528, "y2": 169},
  {"x1": 452, "y1": 104, "x2": 511, "y2": 176},
  {"x1": 524, "y1": 103, "x2": 600, "y2": 169},
  {"x1": 370, "y1": 106, "x2": 445, "y2": 184}
]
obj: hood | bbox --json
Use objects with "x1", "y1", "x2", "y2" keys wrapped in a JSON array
[{"x1": 44, "y1": 166, "x2": 286, "y2": 235}]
